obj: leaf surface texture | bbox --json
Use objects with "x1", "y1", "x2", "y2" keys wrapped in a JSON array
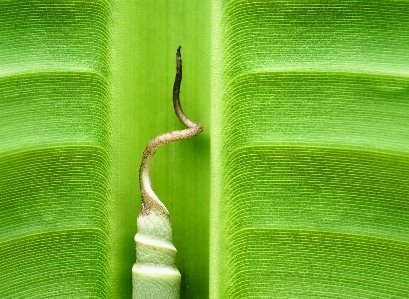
[{"x1": 211, "y1": 0, "x2": 409, "y2": 298}]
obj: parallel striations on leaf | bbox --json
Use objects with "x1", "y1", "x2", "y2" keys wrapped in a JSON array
[
  {"x1": 212, "y1": 0, "x2": 409, "y2": 298},
  {"x1": 0, "y1": 0, "x2": 112, "y2": 298}
]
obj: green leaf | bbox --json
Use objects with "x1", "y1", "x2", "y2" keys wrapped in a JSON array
[
  {"x1": 211, "y1": 0, "x2": 409, "y2": 298},
  {"x1": 0, "y1": 1, "x2": 111, "y2": 297},
  {"x1": 1, "y1": 0, "x2": 409, "y2": 298},
  {"x1": 0, "y1": 0, "x2": 209, "y2": 298}
]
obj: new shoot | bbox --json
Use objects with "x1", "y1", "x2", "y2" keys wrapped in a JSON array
[{"x1": 132, "y1": 47, "x2": 203, "y2": 299}]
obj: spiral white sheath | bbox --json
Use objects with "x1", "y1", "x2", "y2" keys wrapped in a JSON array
[{"x1": 132, "y1": 213, "x2": 180, "y2": 299}]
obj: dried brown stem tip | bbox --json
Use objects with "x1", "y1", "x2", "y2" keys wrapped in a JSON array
[{"x1": 139, "y1": 47, "x2": 203, "y2": 216}]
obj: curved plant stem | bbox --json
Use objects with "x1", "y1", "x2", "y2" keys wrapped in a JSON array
[
  {"x1": 132, "y1": 47, "x2": 203, "y2": 299},
  {"x1": 139, "y1": 46, "x2": 203, "y2": 216}
]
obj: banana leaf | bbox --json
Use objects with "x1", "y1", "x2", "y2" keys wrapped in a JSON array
[
  {"x1": 211, "y1": 0, "x2": 409, "y2": 298},
  {"x1": 1, "y1": 0, "x2": 408, "y2": 298},
  {"x1": 0, "y1": 0, "x2": 209, "y2": 298}
]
